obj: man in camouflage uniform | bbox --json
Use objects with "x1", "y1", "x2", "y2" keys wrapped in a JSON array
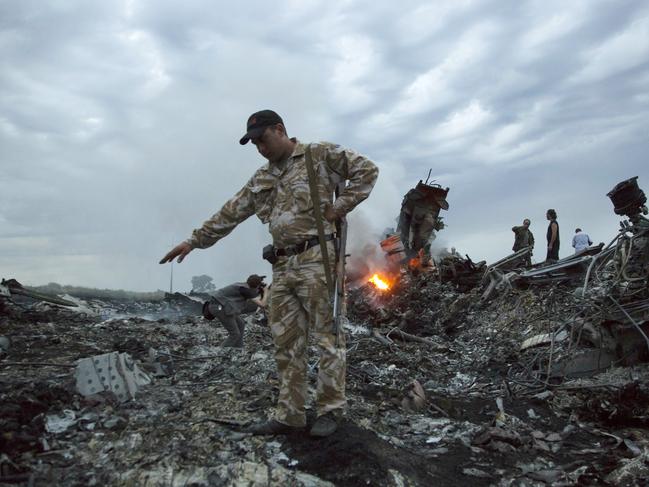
[
  {"x1": 397, "y1": 181, "x2": 449, "y2": 259},
  {"x1": 160, "y1": 110, "x2": 378, "y2": 437},
  {"x1": 512, "y1": 219, "x2": 534, "y2": 266}
]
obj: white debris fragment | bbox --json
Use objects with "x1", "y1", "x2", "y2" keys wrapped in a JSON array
[
  {"x1": 250, "y1": 351, "x2": 268, "y2": 361},
  {"x1": 45, "y1": 410, "x2": 77, "y2": 433},
  {"x1": 60, "y1": 295, "x2": 99, "y2": 316},
  {"x1": 533, "y1": 390, "x2": 553, "y2": 400},
  {"x1": 426, "y1": 436, "x2": 444, "y2": 444},
  {"x1": 75, "y1": 352, "x2": 151, "y2": 402},
  {"x1": 462, "y1": 467, "x2": 491, "y2": 478},
  {"x1": 520, "y1": 330, "x2": 568, "y2": 350},
  {"x1": 448, "y1": 372, "x2": 475, "y2": 390}
]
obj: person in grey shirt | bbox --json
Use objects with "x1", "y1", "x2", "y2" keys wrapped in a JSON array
[
  {"x1": 572, "y1": 228, "x2": 593, "y2": 254},
  {"x1": 202, "y1": 274, "x2": 269, "y2": 347}
]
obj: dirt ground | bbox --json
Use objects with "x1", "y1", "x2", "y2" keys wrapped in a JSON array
[{"x1": 1, "y1": 278, "x2": 648, "y2": 486}]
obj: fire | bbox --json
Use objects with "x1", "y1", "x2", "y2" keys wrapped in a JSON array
[
  {"x1": 408, "y1": 256, "x2": 421, "y2": 269},
  {"x1": 368, "y1": 273, "x2": 390, "y2": 290},
  {"x1": 408, "y1": 249, "x2": 427, "y2": 270}
]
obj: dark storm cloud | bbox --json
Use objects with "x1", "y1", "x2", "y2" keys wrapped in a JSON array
[{"x1": 1, "y1": 0, "x2": 647, "y2": 289}]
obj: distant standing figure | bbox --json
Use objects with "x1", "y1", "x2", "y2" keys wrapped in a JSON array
[
  {"x1": 546, "y1": 209, "x2": 560, "y2": 262},
  {"x1": 572, "y1": 228, "x2": 593, "y2": 254},
  {"x1": 512, "y1": 218, "x2": 534, "y2": 265}
]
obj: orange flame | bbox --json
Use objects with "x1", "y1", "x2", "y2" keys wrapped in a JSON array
[
  {"x1": 368, "y1": 273, "x2": 390, "y2": 290},
  {"x1": 408, "y1": 257, "x2": 421, "y2": 269}
]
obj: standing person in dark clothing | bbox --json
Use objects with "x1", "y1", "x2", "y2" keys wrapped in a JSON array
[
  {"x1": 545, "y1": 209, "x2": 560, "y2": 262},
  {"x1": 202, "y1": 274, "x2": 269, "y2": 348}
]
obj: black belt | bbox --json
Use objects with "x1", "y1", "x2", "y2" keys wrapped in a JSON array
[{"x1": 275, "y1": 234, "x2": 334, "y2": 257}]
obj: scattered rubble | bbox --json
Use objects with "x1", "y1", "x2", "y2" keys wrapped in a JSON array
[{"x1": 436, "y1": 253, "x2": 487, "y2": 292}]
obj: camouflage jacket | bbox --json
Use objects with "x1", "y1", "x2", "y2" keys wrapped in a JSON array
[
  {"x1": 187, "y1": 139, "x2": 379, "y2": 249},
  {"x1": 512, "y1": 226, "x2": 535, "y2": 251}
]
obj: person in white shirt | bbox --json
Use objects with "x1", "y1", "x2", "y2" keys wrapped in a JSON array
[{"x1": 572, "y1": 228, "x2": 593, "y2": 254}]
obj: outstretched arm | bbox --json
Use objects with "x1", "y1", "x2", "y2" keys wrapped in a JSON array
[{"x1": 159, "y1": 179, "x2": 257, "y2": 264}]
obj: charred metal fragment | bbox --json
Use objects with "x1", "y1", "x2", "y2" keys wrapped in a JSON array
[{"x1": 1, "y1": 278, "x2": 78, "y2": 307}]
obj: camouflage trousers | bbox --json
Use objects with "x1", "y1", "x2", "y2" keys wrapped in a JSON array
[
  {"x1": 268, "y1": 242, "x2": 346, "y2": 427},
  {"x1": 400, "y1": 212, "x2": 436, "y2": 257},
  {"x1": 412, "y1": 214, "x2": 436, "y2": 255}
]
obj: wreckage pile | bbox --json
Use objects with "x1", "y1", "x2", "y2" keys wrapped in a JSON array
[
  {"x1": 345, "y1": 245, "x2": 649, "y2": 484},
  {"x1": 344, "y1": 176, "x2": 649, "y2": 484},
  {"x1": 2, "y1": 261, "x2": 648, "y2": 484},
  {"x1": 1, "y1": 177, "x2": 648, "y2": 485}
]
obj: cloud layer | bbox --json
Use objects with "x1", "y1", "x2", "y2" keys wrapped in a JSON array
[{"x1": 1, "y1": 0, "x2": 647, "y2": 290}]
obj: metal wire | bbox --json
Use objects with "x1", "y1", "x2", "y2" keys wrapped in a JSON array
[
  {"x1": 582, "y1": 235, "x2": 619, "y2": 297},
  {"x1": 608, "y1": 295, "x2": 649, "y2": 353}
]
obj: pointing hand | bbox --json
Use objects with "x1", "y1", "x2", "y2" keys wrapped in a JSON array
[{"x1": 159, "y1": 242, "x2": 193, "y2": 264}]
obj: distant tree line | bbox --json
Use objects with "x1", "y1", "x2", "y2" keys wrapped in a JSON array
[{"x1": 27, "y1": 282, "x2": 166, "y2": 301}]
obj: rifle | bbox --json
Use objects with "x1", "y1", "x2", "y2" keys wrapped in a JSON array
[{"x1": 332, "y1": 183, "x2": 348, "y2": 344}]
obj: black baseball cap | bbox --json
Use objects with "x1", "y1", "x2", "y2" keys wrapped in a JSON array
[
  {"x1": 239, "y1": 110, "x2": 284, "y2": 145},
  {"x1": 246, "y1": 274, "x2": 266, "y2": 288}
]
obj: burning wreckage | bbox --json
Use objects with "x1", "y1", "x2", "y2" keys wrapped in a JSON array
[{"x1": 1, "y1": 177, "x2": 649, "y2": 486}]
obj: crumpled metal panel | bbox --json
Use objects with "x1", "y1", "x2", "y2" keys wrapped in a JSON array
[
  {"x1": 487, "y1": 247, "x2": 532, "y2": 271},
  {"x1": 0, "y1": 283, "x2": 10, "y2": 297},
  {"x1": 75, "y1": 352, "x2": 151, "y2": 402},
  {"x1": 518, "y1": 254, "x2": 593, "y2": 278}
]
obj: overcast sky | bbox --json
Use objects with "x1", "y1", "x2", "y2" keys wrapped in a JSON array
[{"x1": 1, "y1": 0, "x2": 648, "y2": 292}]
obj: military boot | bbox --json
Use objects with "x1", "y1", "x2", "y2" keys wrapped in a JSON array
[
  {"x1": 247, "y1": 419, "x2": 302, "y2": 435},
  {"x1": 309, "y1": 413, "x2": 339, "y2": 438}
]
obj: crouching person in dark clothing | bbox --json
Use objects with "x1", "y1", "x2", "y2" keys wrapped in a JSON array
[{"x1": 202, "y1": 274, "x2": 269, "y2": 348}]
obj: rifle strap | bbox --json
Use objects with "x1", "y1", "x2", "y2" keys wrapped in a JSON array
[{"x1": 304, "y1": 146, "x2": 335, "y2": 300}]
